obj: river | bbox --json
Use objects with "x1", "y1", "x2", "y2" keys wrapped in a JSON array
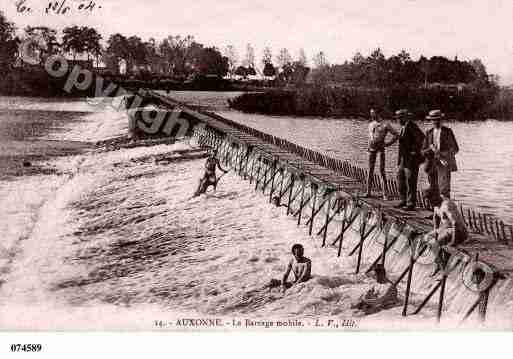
[
  {"x1": 1, "y1": 92, "x2": 512, "y2": 223},
  {"x1": 162, "y1": 91, "x2": 513, "y2": 225}
]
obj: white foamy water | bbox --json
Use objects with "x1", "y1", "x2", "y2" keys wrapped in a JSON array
[{"x1": 1, "y1": 97, "x2": 512, "y2": 331}]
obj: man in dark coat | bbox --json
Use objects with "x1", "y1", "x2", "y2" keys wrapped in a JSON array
[
  {"x1": 421, "y1": 110, "x2": 460, "y2": 208},
  {"x1": 395, "y1": 109, "x2": 425, "y2": 211}
]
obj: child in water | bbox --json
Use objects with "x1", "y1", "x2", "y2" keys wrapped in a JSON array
[
  {"x1": 269, "y1": 244, "x2": 312, "y2": 292},
  {"x1": 193, "y1": 149, "x2": 228, "y2": 197}
]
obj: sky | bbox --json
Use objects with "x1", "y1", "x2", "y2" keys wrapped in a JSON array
[{"x1": 3, "y1": 0, "x2": 513, "y2": 84}]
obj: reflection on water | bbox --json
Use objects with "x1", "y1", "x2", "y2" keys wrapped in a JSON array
[
  {"x1": 216, "y1": 110, "x2": 513, "y2": 224},
  {"x1": 2, "y1": 93, "x2": 512, "y2": 223}
]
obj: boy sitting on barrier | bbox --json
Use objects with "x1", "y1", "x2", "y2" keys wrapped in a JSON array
[
  {"x1": 193, "y1": 149, "x2": 228, "y2": 197},
  {"x1": 352, "y1": 264, "x2": 398, "y2": 315},
  {"x1": 268, "y1": 244, "x2": 311, "y2": 292},
  {"x1": 427, "y1": 194, "x2": 468, "y2": 276}
]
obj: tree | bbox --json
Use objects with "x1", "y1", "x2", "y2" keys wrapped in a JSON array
[
  {"x1": 470, "y1": 58, "x2": 488, "y2": 84},
  {"x1": 313, "y1": 51, "x2": 328, "y2": 68},
  {"x1": 24, "y1": 26, "x2": 59, "y2": 64},
  {"x1": 126, "y1": 35, "x2": 147, "y2": 72},
  {"x1": 144, "y1": 38, "x2": 162, "y2": 74},
  {"x1": 368, "y1": 48, "x2": 386, "y2": 88},
  {"x1": 82, "y1": 27, "x2": 102, "y2": 65},
  {"x1": 279, "y1": 61, "x2": 309, "y2": 86},
  {"x1": 197, "y1": 47, "x2": 229, "y2": 77},
  {"x1": 235, "y1": 65, "x2": 248, "y2": 78},
  {"x1": 263, "y1": 62, "x2": 276, "y2": 78},
  {"x1": 0, "y1": 11, "x2": 17, "y2": 71},
  {"x1": 262, "y1": 46, "x2": 272, "y2": 66},
  {"x1": 276, "y1": 48, "x2": 292, "y2": 69},
  {"x1": 62, "y1": 26, "x2": 86, "y2": 60},
  {"x1": 159, "y1": 35, "x2": 195, "y2": 77},
  {"x1": 244, "y1": 43, "x2": 255, "y2": 68},
  {"x1": 298, "y1": 48, "x2": 307, "y2": 66},
  {"x1": 106, "y1": 33, "x2": 129, "y2": 74},
  {"x1": 224, "y1": 45, "x2": 238, "y2": 78},
  {"x1": 418, "y1": 55, "x2": 429, "y2": 87}
]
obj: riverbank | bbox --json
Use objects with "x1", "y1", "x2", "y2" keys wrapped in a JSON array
[
  {"x1": 1, "y1": 99, "x2": 513, "y2": 330},
  {"x1": 228, "y1": 87, "x2": 510, "y2": 121}
]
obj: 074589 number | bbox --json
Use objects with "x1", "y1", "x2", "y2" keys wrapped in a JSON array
[{"x1": 10, "y1": 344, "x2": 42, "y2": 352}]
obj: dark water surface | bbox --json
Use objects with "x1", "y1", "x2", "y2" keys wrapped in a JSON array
[
  {"x1": 219, "y1": 112, "x2": 513, "y2": 224},
  {"x1": 0, "y1": 103, "x2": 91, "y2": 179}
]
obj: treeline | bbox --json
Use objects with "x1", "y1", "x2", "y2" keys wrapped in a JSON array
[
  {"x1": 0, "y1": 11, "x2": 229, "y2": 80},
  {"x1": 228, "y1": 86, "x2": 501, "y2": 120},
  {"x1": 308, "y1": 48, "x2": 498, "y2": 90}
]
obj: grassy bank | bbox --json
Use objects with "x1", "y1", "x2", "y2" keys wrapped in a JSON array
[{"x1": 228, "y1": 86, "x2": 506, "y2": 120}]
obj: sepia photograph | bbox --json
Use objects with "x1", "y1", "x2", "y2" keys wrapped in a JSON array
[{"x1": 1, "y1": 0, "x2": 513, "y2": 347}]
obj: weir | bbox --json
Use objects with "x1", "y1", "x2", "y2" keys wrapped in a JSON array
[{"x1": 132, "y1": 90, "x2": 513, "y2": 325}]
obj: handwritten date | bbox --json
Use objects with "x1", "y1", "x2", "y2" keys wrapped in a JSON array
[{"x1": 16, "y1": 0, "x2": 102, "y2": 15}]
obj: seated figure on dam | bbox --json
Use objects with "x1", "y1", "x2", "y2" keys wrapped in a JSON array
[
  {"x1": 352, "y1": 264, "x2": 398, "y2": 315},
  {"x1": 268, "y1": 244, "x2": 311, "y2": 292},
  {"x1": 427, "y1": 194, "x2": 468, "y2": 277},
  {"x1": 193, "y1": 149, "x2": 228, "y2": 197},
  {"x1": 365, "y1": 109, "x2": 400, "y2": 200}
]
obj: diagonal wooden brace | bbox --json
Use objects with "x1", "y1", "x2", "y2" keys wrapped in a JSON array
[
  {"x1": 332, "y1": 206, "x2": 360, "y2": 246},
  {"x1": 317, "y1": 199, "x2": 345, "y2": 236},
  {"x1": 349, "y1": 224, "x2": 378, "y2": 257},
  {"x1": 412, "y1": 280, "x2": 443, "y2": 315}
]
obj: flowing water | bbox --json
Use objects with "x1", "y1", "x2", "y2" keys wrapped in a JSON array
[
  {"x1": 1, "y1": 94, "x2": 512, "y2": 329},
  {"x1": 153, "y1": 91, "x2": 513, "y2": 224},
  {"x1": 2, "y1": 93, "x2": 512, "y2": 223}
]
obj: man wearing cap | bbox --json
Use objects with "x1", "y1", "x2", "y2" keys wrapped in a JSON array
[
  {"x1": 365, "y1": 109, "x2": 399, "y2": 200},
  {"x1": 421, "y1": 110, "x2": 459, "y2": 207},
  {"x1": 396, "y1": 109, "x2": 425, "y2": 211}
]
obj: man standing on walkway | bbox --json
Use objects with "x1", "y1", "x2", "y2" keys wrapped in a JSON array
[
  {"x1": 396, "y1": 109, "x2": 425, "y2": 211},
  {"x1": 422, "y1": 110, "x2": 460, "y2": 208},
  {"x1": 365, "y1": 109, "x2": 399, "y2": 200}
]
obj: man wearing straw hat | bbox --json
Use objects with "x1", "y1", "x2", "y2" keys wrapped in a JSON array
[
  {"x1": 395, "y1": 109, "x2": 425, "y2": 211},
  {"x1": 421, "y1": 110, "x2": 460, "y2": 208}
]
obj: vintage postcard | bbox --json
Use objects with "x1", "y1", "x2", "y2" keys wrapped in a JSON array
[{"x1": 1, "y1": 0, "x2": 513, "y2": 344}]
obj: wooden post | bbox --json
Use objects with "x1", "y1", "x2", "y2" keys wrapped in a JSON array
[
  {"x1": 278, "y1": 169, "x2": 285, "y2": 201},
  {"x1": 261, "y1": 160, "x2": 269, "y2": 193},
  {"x1": 287, "y1": 175, "x2": 295, "y2": 215},
  {"x1": 402, "y1": 253, "x2": 415, "y2": 316},
  {"x1": 472, "y1": 210, "x2": 478, "y2": 232},
  {"x1": 478, "y1": 213, "x2": 484, "y2": 233},
  {"x1": 495, "y1": 220, "x2": 502, "y2": 242},
  {"x1": 459, "y1": 204, "x2": 467, "y2": 226},
  {"x1": 500, "y1": 221, "x2": 507, "y2": 244},
  {"x1": 437, "y1": 274, "x2": 447, "y2": 322},
  {"x1": 381, "y1": 218, "x2": 388, "y2": 267},
  {"x1": 249, "y1": 155, "x2": 256, "y2": 184},
  {"x1": 309, "y1": 184, "x2": 318, "y2": 236},
  {"x1": 467, "y1": 208, "x2": 473, "y2": 230},
  {"x1": 322, "y1": 193, "x2": 332, "y2": 247},
  {"x1": 268, "y1": 160, "x2": 278, "y2": 203},
  {"x1": 355, "y1": 214, "x2": 367, "y2": 274},
  {"x1": 254, "y1": 158, "x2": 262, "y2": 191},
  {"x1": 483, "y1": 214, "x2": 489, "y2": 234},
  {"x1": 478, "y1": 288, "x2": 490, "y2": 323},
  {"x1": 297, "y1": 181, "x2": 306, "y2": 225}
]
